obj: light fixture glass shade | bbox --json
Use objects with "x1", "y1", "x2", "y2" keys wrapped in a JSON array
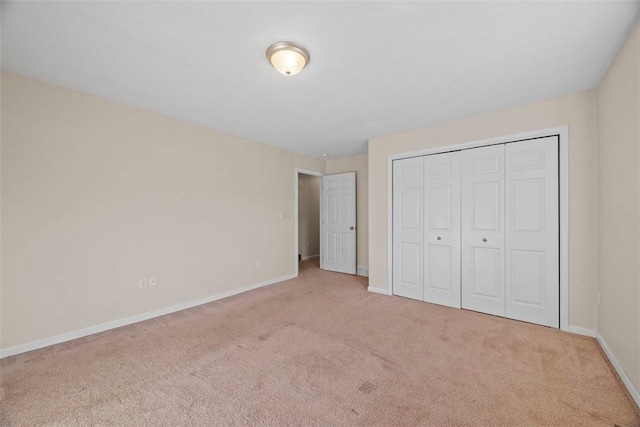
[{"x1": 266, "y1": 42, "x2": 310, "y2": 76}]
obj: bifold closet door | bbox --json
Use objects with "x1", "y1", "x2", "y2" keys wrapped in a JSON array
[
  {"x1": 393, "y1": 137, "x2": 560, "y2": 327},
  {"x1": 392, "y1": 157, "x2": 423, "y2": 301},
  {"x1": 461, "y1": 144, "x2": 506, "y2": 317},
  {"x1": 423, "y1": 152, "x2": 461, "y2": 308},
  {"x1": 505, "y1": 137, "x2": 559, "y2": 327}
]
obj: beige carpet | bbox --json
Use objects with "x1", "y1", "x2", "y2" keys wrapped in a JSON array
[{"x1": 1, "y1": 259, "x2": 638, "y2": 426}]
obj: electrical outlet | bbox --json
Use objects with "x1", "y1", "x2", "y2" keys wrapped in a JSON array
[
  {"x1": 139, "y1": 278, "x2": 148, "y2": 289},
  {"x1": 149, "y1": 276, "x2": 157, "y2": 287},
  {"x1": 256, "y1": 260, "x2": 261, "y2": 268}
]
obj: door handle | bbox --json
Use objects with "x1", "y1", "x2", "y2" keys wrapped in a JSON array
[
  {"x1": 437, "y1": 236, "x2": 441, "y2": 240},
  {"x1": 482, "y1": 238, "x2": 488, "y2": 242},
  {"x1": 350, "y1": 226, "x2": 355, "y2": 230}
]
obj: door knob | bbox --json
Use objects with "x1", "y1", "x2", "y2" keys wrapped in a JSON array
[
  {"x1": 437, "y1": 236, "x2": 441, "y2": 240},
  {"x1": 350, "y1": 226, "x2": 355, "y2": 230},
  {"x1": 482, "y1": 238, "x2": 487, "y2": 242}
]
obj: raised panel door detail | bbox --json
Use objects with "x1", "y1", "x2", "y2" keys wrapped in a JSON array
[
  {"x1": 505, "y1": 136, "x2": 559, "y2": 328},
  {"x1": 393, "y1": 158, "x2": 424, "y2": 300},
  {"x1": 512, "y1": 179, "x2": 544, "y2": 232},
  {"x1": 423, "y1": 151, "x2": 461, "y2": 308},
  {"x1": 428, "y1": 186, "x2": 452, "y2": 231},
  {"x1": 461, "y1": 144, "x2": 505, "y2": 317},
  {"x1": 401, "y1": 188, "x2": 421, "y2": 229},
  {"x1": 511, "y1": 149, "x2": 545, "y2": 170},
  {"x1": 340, "y1": 232, "x2": 352, "y2": 263},
  {"x1": 428, "y1": 161, "x2": 452, "y2": 178},
  {"x1": 327, "y1": 232, "x2": 337, "y2": 261},
  {"x1": 340, "y1": 194, "x2": 351, "y2": 223},
  {"x1": 327, "y1": 194, "x2": 338, "y2": 224},
  {"x1": 428, "y1": 245, "x2": 453, "y2": 291},
  {"x1": 471, "y1": 247, "x2": 501, "y2": 298},
  {"x1": 401, "y1": 243, "x2": 421, "y2": 287},
  {"x1": 472, "y1": 155, "x2": 500, "y2": 174},
  {"x1": 402, "y1": 164, "x2": 421, "y2": 180},
  {"x1": 322, "y1": 172, "x2": 357, "y2": 275},
  {"x1": 472, "y1": 182, "x2": 500, "y2": 231},
  {"x1": 510, "y1": 250, "x2": 545, "y2": 306}
]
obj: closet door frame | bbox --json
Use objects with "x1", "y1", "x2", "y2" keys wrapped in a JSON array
[{"x1": 388, "y1": 126, "x2": 569, "y2": 331}]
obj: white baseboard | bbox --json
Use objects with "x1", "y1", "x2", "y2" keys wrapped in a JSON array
[
  {"x1": 357, "y1": 266, "x2": 369, "y2": 277},
  {"x1": 301, "y1": 254, "x2": 319, "y2": 261},
  {"x1": 0, "y1": 273, "x2": 297, "y2": 359},
  {"x1": 596, "y1": 333, "x2": 640, "y2": 408},
  {"x1": 566, "y1": 325, "x2": 597, "y2": 337},
  {"x1": 368, "y1": 286, "x2": 391, "y2": 296}
]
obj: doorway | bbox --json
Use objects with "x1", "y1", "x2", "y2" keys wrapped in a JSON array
[
  {"x1": 295, "y1": 168, "x2": 323, "y2": 277},
  {"x1": 298, "y1": 173, "x2": 321, "y2": 262},
  {"x1": 295, "y1": 168, "x2": 358, "y2": 277}
]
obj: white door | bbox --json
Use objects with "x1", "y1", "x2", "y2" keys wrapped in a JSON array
[
  {"x1": 423, "y1": 151, "x2": 461, "y2": 308},
  {"x1": 321, "y1": 172, "x2": 356, "y2": 274},
  {"x1": 461, "y1": 144, "x2": 506, "y2": 317},
  {"x1": 392, "y1": 157, "x2": 423, "y2": 300},
  {"x1": 505, "y1": 137, "x2": 559, "y2": 327}
]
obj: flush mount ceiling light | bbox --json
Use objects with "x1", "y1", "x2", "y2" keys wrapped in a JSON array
[{"x1": 266, "y1": 41, "x2": 310, "y2": 76}]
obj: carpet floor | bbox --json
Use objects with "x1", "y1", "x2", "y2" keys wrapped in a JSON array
[{"x1": 1, "y1": 259, "x2": 638, "y2": 426}]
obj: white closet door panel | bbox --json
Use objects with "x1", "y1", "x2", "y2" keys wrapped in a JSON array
[
  {"x1": 423, "y1": 151, "x2": 461, "y2": 308},
  {"x1": 393, "y1": 157, "x2": 423, "y2": 300},
  {"x1": 461, "y1": 145, "x2": 505, "y2": 317},
  {"x1": 505, "y1": 137, "x2": 559, "y2": 327}
]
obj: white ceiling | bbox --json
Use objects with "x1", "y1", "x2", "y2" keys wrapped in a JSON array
[{"x1": 2, "y1": 1, "x2": 639, "y2": 158}]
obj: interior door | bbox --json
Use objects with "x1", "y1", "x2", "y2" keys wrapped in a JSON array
[
  {"x1": 321, "y1": 172, "x2": 357, "y2": 274},
  {"x1": 505, "y1": 137, "x2": 559, "y2": 327},
  {"x1": 392, "y1": 157, "x2": 423, "y2": 300},
  {"x1": 461, "y1": 144, "x2": 506, "y2": 317},
  {"x1": 423, "y1": 151, "x2": 461, "y2": 308}
]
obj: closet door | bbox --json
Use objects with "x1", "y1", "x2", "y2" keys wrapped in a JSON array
[
  {"x1": 423, "y1": 151, "x2": 461, "y2": 308},
  {"x1": 393, "y1": 157, "x2": 424, "y2": 300},
  {"x1": 461, "y1": 145, "x2": 505, "y2": 317},
  {"x1": 505, "y1": 137, "x2": 559, "y2": 327}
]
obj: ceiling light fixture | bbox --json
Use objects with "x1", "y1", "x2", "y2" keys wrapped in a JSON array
[{"x1": 266, "y1": 41, "x2": 310, "y2": 76}]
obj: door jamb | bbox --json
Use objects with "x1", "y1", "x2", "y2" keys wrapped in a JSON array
[
  {"x1": 295, "y1": 168, "x2": 324, "y2": 277},
  {"x1": 387, "y1": 125, "x2": 570, "y2": 331}
]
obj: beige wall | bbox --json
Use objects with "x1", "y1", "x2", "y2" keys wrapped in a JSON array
[
  {"x1": 597, "y1": 21, "x2": 640, "y2": 392},
  {"x1": 369, "y1": 91, "x2": 599, "y2": 330},
  {"x1": 0, "y1": 71, "x2": 324, "y2": 350},
  {"x1": 297, "y1": 174, "x2": 320, "y2": 258},
  {"x1": 326, "y1": 155, "x2": 369, "y2": 271}
]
